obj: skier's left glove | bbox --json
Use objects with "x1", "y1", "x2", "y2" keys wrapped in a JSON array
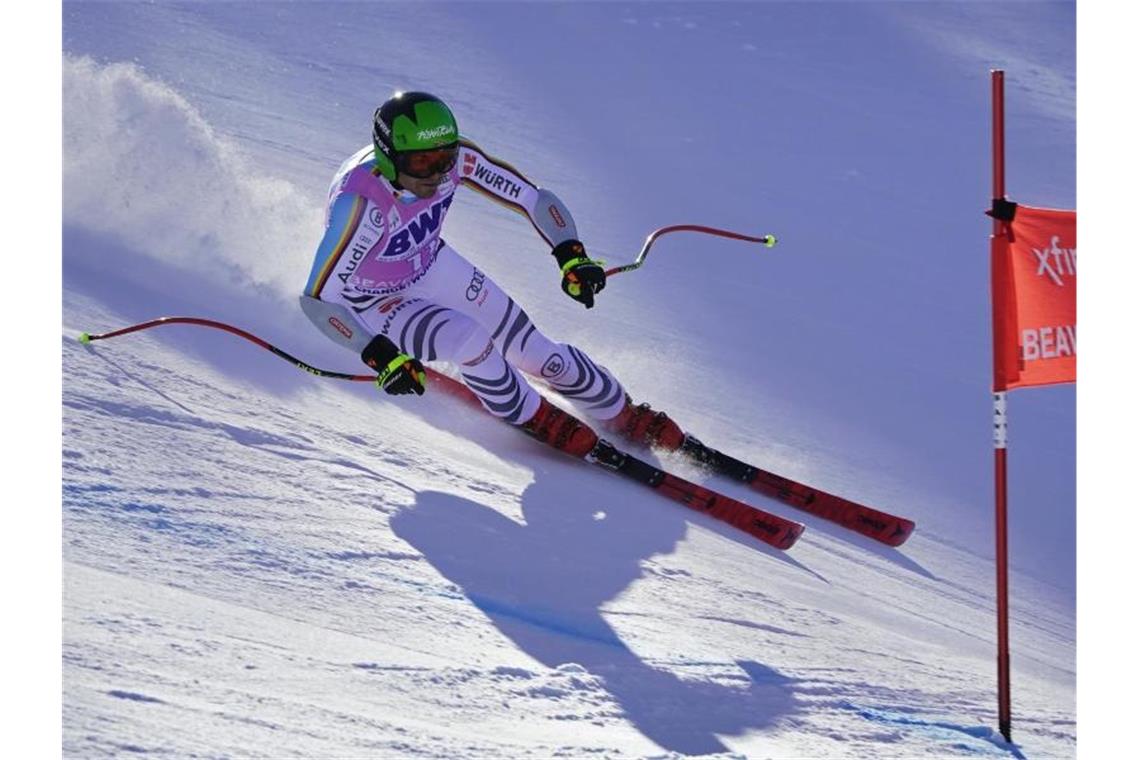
[
  {"x1": 552, "y1": 239, "x2": 606, "y2": 309},
  {"x1": 361, "y1": 334, "x2": 427, "y2": 396}
]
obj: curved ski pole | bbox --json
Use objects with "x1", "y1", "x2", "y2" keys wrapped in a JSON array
[
  {"x1": 77, "y1": 317, "x2": 481, "y2": 404},
  {"x1": 604, "y1": 224, "x2": 777, "y2": 277},
  {"x1": 79, "y1": 317, "x2": 376, "y2": 381}
]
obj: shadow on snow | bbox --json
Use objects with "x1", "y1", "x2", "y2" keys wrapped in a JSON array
[{"x1": 393, "y1": 472, "x2": 803, "y2": 756}]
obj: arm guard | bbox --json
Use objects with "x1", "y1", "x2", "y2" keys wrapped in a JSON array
[
  {"x1": 299, "y1": 295, "x2": 373, "y2": 353},
  {"x1": 457, "y1": 138, "x2": 579, "y2": 247}
]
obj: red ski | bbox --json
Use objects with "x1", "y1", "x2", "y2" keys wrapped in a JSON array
[
  {"x1": 417, "y1": 370, "x2": 804, "y2": 551},
  {"x1": 587, "y1": 440, "x2": 804, "y2": 551},
  {"x1": 679, "y1": 436, "x2": 915, "y2": 546},
  {"x1": 421, "y1": 367, "x2": 907, "y2": 547}
]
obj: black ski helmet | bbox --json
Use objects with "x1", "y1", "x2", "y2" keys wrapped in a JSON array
[{"x1": 372, "y1": 91, "x2": 459, "y2": 181}]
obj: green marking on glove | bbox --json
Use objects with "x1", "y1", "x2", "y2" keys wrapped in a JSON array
[
  {"x1": 376, "y1": 353, "x2": 413, "y2": 387},
  {"x1": 560, "y1": 256, "x2": 606, "y2": 275},
  {"x1": 560, "y1": 257, "x2": 589, "y2": 275},
  {"x1": 560, "y1": 254, "x2": 606, "y2": 304}
]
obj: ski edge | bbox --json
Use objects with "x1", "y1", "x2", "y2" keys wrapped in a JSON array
[
  {"x1": 417, "y1": 368, "x2": 896, "y2": 547},
  {"x1": 681, "y1": 435, "x2": 915, "y2": 547},
  {"x1": 587, "y1": 439, "x2": 804, "y2": 551}
]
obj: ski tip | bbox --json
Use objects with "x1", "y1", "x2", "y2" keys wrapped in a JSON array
[
  {"x1": 77, "y1": 332, "x2": 92, "y2": 344},
  {"x1": 776, "y1": 521, "x2": 806, "y2": 551},
  {"x1": 762, "y1": 234, "x2": 778, "y2": 248},
  {"x1": 881, "y1": 519, "x2": 916, "y2": 547}
]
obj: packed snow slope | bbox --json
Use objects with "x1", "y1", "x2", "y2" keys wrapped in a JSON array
[{"x1": 62, "y1": 2, "x2": 1076, "y2": 758}]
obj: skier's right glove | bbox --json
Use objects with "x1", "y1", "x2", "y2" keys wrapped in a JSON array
[
  {"x1": 552, "y1": 239, "x2": 606, "y2": 309},
  {"x1": 361, "y1": 334, "x2": 427, "y2": 396}
]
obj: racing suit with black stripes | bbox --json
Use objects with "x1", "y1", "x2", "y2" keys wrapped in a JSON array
[{"x1": 301, "y1": 138, "x2": 626, "y2": 425}]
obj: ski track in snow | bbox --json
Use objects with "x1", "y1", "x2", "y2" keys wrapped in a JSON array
[{"x1": 64, "y1": 291, "x2": 1073, "y2": 758}]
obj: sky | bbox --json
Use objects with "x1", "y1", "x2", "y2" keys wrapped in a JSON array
[{"x1": 8, "y1": 0, "x2": 1139, "y2": 756}]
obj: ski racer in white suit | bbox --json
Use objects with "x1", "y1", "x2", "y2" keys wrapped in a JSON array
[{"x1": 301, "y1": 91, "x2": 683, "y2": 456}]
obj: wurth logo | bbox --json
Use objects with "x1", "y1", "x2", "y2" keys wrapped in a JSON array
[
  {"x1": 463, "y1": 153, "x2": 477, "y2": 176},
  {"x1": 1032, "y1": 236, "x2": 1076, "y2": 286},
  {"x1": 472, "y1": 164, "x2": 523, "y2": 199}
]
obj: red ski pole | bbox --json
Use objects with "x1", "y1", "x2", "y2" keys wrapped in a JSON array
[
  {"x1": 78, "y1": 317, "x2": 481, "y2": 405},
  {"x1": 604, "y1": 224, "x2": 777, "y2": 277}
]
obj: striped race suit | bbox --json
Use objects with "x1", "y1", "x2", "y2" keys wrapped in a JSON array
[{"x1": 302, "y1": 139, "x2": 626, "y2": 425}]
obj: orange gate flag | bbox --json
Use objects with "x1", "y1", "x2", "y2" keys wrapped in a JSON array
[{"x1": 990, "y1": 202, "x2": 1077, "y2": 391}]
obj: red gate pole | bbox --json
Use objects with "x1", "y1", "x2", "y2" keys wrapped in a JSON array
[{"x1": 990, "y1": 68, "x2": 1013, "y2": 744}]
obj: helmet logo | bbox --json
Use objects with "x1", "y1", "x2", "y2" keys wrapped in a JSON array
[{"x1": 417, "y1": 124, "x2": 455, "y2": 141}]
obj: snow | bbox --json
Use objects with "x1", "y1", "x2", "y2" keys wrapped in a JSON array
[{"x1": 46, "y1": 1, "x2": 1086, "y2": 757}]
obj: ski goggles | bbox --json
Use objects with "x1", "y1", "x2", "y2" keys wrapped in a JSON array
[{"x1": 395, "y1": 144, "x2": 459, "y2": 179}]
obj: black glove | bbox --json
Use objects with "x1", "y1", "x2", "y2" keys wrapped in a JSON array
[
  {"x1": 552, "y1": 239, "x2": 606, "y2": 309},
  {"x1": 361, "y1": 334, "x2": 427, "y2": 396}
]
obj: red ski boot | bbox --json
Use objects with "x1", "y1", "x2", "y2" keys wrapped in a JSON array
[
  {"x1": 605, "y1": 396, "x2": 685, "y2": 451},
  {"x1": 521, "y1": 397, "x2": 599, "y2": 458}
]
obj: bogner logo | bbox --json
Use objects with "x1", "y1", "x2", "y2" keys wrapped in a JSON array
[
  {"x1": 379, "y1": 194, "x2": 455, "y2": 258},
  {"x1": 541, "y1": 353, "x2": 566, "y2": 379},
  {"x1": 1032, "y1": 235, "x2": 1076, "y2": 286}
]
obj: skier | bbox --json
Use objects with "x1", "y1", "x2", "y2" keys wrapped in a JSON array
[{"x1": 301, "y1": 90, "x2": 684, "y2": 457}]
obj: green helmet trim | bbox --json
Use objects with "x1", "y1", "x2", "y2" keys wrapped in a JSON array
[
  {"x1": 372, "y1": 146, "x2": 397, "y2": 181},
  {"x1": 390, "y1": 100, "x2": 458, "y2": 151},
  {"x1": 372, "y1": 92, "x2": 458, "y2": 181}
]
